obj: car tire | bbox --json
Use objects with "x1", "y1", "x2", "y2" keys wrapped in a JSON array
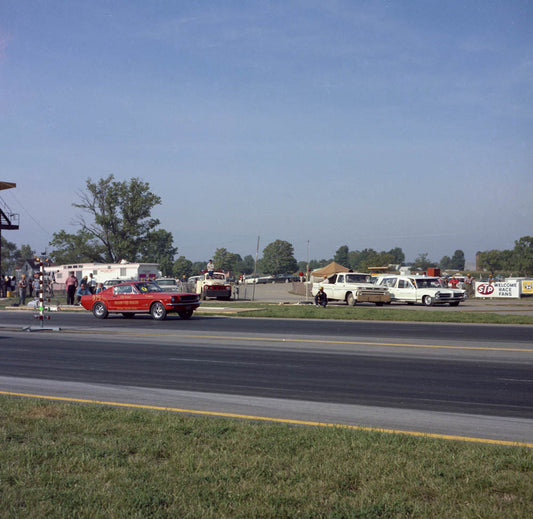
[
  {"x1": 150, "y1": 301, "x2": 167, "y2": 320},
  {"x1": 423, "y1": 296, "x2": 434, "y2": 307},
  {"x1": 346, "y1": 293, "x2": 356, "y2": 306},
  {"x1": 178, "y1": 310, "x2": 193, "y2": 320},
  {"x1": 92, "y1": 302, "x2": 108, "y2": 319}
]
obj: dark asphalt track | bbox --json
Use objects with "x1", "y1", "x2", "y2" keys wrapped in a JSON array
[
  {"x1": 0, "y1": 311, "x2": 532, "y2": 421},
  {"x1": 1, "y1": 309, "x2": 532, "y2": 343}
]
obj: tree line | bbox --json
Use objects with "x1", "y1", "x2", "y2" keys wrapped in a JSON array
[
  {"x1": 1, "y1": 176, "x2": 532, "y2": 277},
  {"x1": 476, "y1": 237, "x2": 533, "y2": 276}
]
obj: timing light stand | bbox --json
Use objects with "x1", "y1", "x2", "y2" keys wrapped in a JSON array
[{"x1": 23, "y1": 257, "x2": 61, "y2": 332}]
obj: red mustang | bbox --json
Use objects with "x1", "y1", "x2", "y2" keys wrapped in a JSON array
[{"x1": 80, "y1": 281, "x2": 201, "y2": 321}]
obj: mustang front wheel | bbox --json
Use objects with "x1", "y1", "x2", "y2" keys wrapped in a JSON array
[
  {"x1": 93, "y1": 302, "x2": 108, "y2": 319},
  {"x1": 150, "y1": 302, "x2": 167, "y2": 320}
]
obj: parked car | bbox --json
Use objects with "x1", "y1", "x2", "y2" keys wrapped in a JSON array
[
  {"x1": 102, "y1": 278, "x2": 136, "y2": 288},
  {"x1": 374, "y1": 275, "x2": 466, "y2": 306},
  {"x1": 257, "y1": 275, "x2": 275, "y2": 284},
  {"x1": 155, "y1": 277, "x2": 180, "y2": 292},
  {"x1": 80, "y1": 281, "x2": 200, "y2": 320},
  {"x1": 274, "y1": 274, "x2": 300, "y2": 283}
]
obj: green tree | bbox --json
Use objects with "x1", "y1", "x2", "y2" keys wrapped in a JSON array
[
  {"x1": 212, "y1": 248, "x2": 242, "y2": 273},
  {"x1": 172, "y1": 256, "x2": 193, "y2": 279},
  {"x1": 450, "y1": 250, "x2": 465, "y2": 270},
  {"x1": 387, "y1": 247, "x2": 405, "y2": 265},
  {"x1": 412, "y1": 253, "x2": 436, "y2": 271},
  {"x1": 439, "y1": 255, "x2": 452, "y2": 270},
  {"x1": 50, "y1": 175, "x2": 164, "y2": 264},
  {"x1": 348, "y1": 248, "x2": 381, "y2": 271},
  {"x1": 235, "y1": 254, "x2": 255, "y2": 275},
  {"x1": 49, "y1": 229, "x2": 104, "y2": 264},
  {"x1": 190, "y1": 261, "x2": 205, "y2": 276},
  {"x1": 334, "y1": 245, "x2": 349, "y2": 267},
  {"x1": 139, "y1": 229, "x2": 177, "y2": 276},
  {"x1": 18, "y1": 244, "x2": 36, "y2": 260},
  {"x1": 512, "y1": 236, "x2": 533, "y2": 275},
  {"x1": 261, "y1": 240, "x2": 298, "y2": 276},
  {"x1": 476, "y1": 250, "x2": 503, "y2": 275},
  {"x1": 1, "y1": 237, "x2": 18, "y2": 275}
]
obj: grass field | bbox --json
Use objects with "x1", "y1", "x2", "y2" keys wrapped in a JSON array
[
  {"x1": 1, "y1": 396, "x2": 532, "y2": 518},
  {"x1": 197, "y1": 300, "x2": 533, "y2": 325}
]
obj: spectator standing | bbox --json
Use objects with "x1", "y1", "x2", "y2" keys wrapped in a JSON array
[
  {"x1": 465, "y1": 273, "x2": 474, "y2": 297},
  {"x1": 206, "y1": 260, "x2": 214, "y2": 278},
  {"x1": 33, "y1": 277, "x2": 40, "y2": 298},
  {"x1": 0, "y1": 276, "x2": 5, "y2": 298},
  {"x1": 18, "y1": 275, "x2": 28, "y2": 306},
  {"x1": 65, "y1": 271, "x2": 78, "y2": 305}
]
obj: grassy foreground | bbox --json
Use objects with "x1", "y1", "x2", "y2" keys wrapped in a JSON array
[
  {"x1": 201, "y1": 301, "x2": 533, "y2": 325},
  {"x1": 1, "y1": 397, "x2": 532, "y2": 518}
]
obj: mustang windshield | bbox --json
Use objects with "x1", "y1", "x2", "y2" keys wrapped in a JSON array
[{"x1": 135, "y1": 282, "x2": 164, "y2": 293}]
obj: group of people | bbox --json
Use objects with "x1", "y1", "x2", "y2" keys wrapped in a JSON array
[
  {"x1": 0, "y1": 274, "x2": 47, "y2": 306},
  {"x1": 65, "y1": 272, "x2": 100, "y2": 305}
]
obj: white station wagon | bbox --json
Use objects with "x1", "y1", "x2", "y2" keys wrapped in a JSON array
[{"x1": 374, "y1": 275, "x2": 467, "y2": 306}]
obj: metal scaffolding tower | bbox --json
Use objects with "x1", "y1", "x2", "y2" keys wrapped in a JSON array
[{"x1": 0, "y1": 182, "x2": 20, "y2": 275}]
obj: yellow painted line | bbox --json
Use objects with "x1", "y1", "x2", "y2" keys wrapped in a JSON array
[
  {"x1": 63, "y1": 329, "x2": 533, "y2": 353},
  {"x1": 1, "y1": 390, "x2": 531, "y2": 448}
]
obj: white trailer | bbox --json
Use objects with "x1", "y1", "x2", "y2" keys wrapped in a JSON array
[{"x1": 49, "y1": 261, "x2": 159, "y2": 291}]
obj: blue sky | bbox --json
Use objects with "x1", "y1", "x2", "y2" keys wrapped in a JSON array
[{"x1": 1, "y1": 1, "x2": 531, "y2": 264}]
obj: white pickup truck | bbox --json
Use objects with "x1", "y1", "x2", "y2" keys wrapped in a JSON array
[
  {"x1": 195, "y1": 271, "x2": 232, "y2": 300},
  {"x1": 312, "y1": 272, "x2": 391, "y2": 306}
]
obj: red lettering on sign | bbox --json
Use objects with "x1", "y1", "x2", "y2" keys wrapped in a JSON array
[{"x1": 477, "y1": 283, "x2": 494, "y2": 295}]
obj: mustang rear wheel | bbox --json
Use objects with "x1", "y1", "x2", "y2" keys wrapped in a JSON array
[
  {"x1": 150, "y1": 301, "x2": 167, "y2": 320},
  {"x1": 92, "y1": 302, "x2": 108, "y2": 319},
  {"x1": 178, "y1": 310, "x2": 193, "y2": 320}
]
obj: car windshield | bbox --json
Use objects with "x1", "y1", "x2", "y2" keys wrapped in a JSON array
[
  {"x1": 135, "y1": 282, "x2": 164, "y2": 293},
  {"x1": 209, "y1": 273, "x2": 226, "y2": 280},
  {"x1": 414, "y1": 278, "x2": 442, "y2": 288}
]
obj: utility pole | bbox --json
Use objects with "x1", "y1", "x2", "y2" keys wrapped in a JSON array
[
  {"x1": 252, "y1": 236, "x2": 260, "y2": 302},
  {"x1": 306, "y1": 240, "x2": 310, "y2": 300}
]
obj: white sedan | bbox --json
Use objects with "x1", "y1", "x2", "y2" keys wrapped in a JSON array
[{"x1": 374, "y1": 275, "x2": 466, "y2": 306}]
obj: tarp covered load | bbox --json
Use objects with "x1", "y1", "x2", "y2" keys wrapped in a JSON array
[{"x1": 311, "y1": 261, "x2": 349, "y2": 280}]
